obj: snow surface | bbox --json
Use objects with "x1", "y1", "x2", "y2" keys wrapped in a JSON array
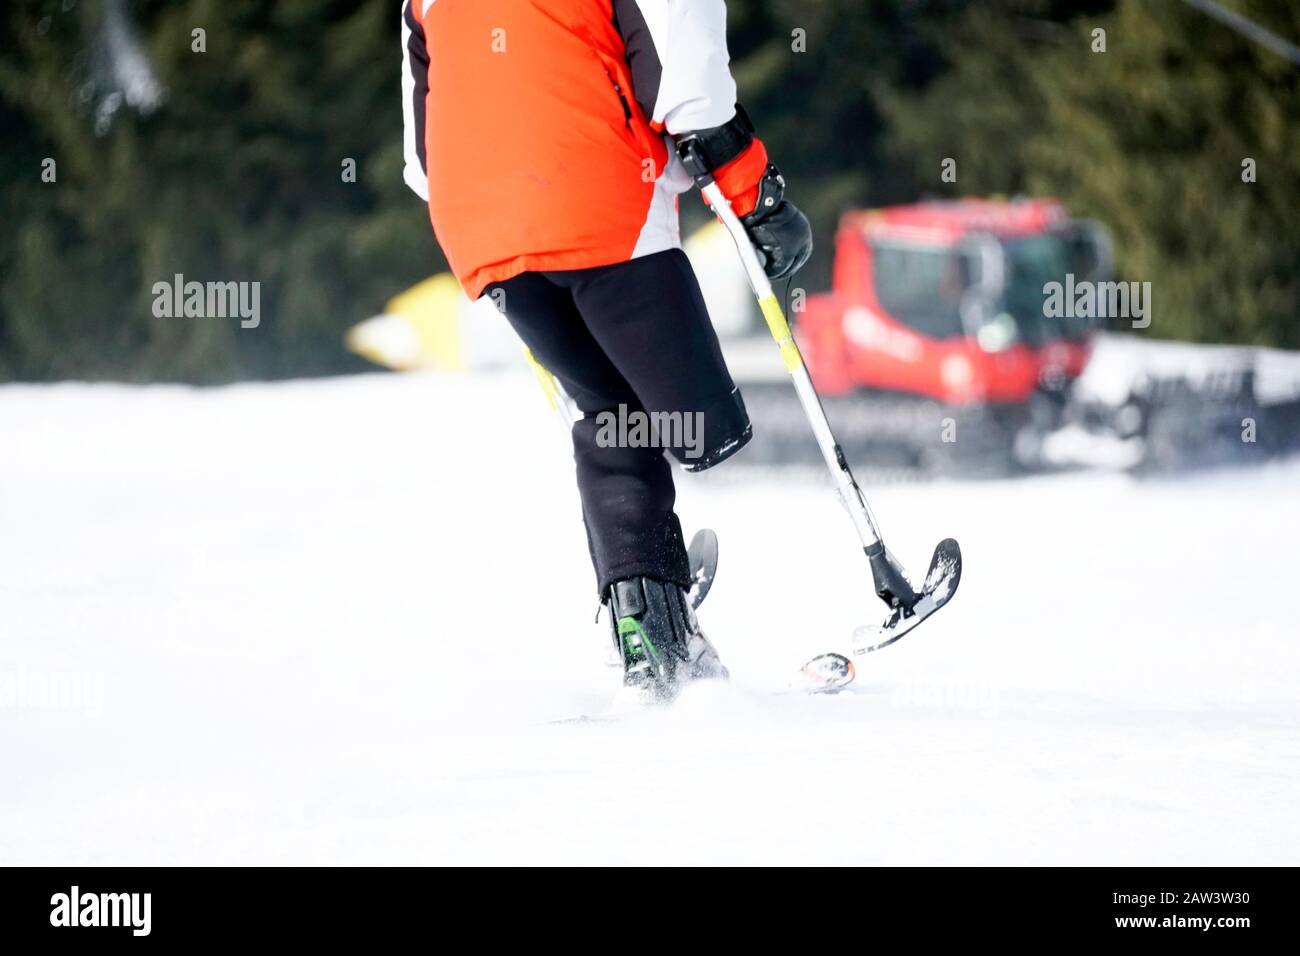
[
  {"x1": 2, "y1": 372, "x2": 1298, "y2": 865},
  {"x1": 1074, "y1": 332, "x2": 1300, "y2": 405}
]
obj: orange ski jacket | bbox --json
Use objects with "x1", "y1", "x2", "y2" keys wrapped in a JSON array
[{"x1": 401, "y1": 0, "x2": 748, "y2": 299}]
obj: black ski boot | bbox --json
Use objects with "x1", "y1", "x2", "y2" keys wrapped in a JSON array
[{"x1": 607, "y1": 576, "x2": 727, "y2": 700}]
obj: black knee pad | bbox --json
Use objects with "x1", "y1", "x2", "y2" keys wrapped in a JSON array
[{"x1": 673, "y1": 387, "x2": 752, "y2": 472}]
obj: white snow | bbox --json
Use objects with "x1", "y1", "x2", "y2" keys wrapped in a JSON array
[
  {"x1": 1074, "y1": 331, "x2": 1300, "y2": 405},
  {"x1": 2, "y1": 371, "x2": 1298, "y2": 865}
]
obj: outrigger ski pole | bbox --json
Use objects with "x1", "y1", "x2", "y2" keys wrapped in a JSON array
[{"x1": 698, "y1": 179, "x2": 962, "y2": 665}]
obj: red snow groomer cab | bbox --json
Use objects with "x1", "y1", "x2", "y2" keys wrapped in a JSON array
[{"x1": 774, "y1": 198, "x2": 1112, "y2": 473}]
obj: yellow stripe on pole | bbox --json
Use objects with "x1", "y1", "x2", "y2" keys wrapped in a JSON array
[{"x1": 758, "y1": 293, "x2": 803, "y2": 372}]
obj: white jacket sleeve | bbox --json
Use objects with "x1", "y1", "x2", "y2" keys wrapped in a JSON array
[{"x1": 615, "y1": 0, "x2": 739, "y2": 135}]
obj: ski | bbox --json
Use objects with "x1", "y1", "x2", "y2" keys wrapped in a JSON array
[{"x1": 686, "y1": 528, "x2": 718, "y2": 610}]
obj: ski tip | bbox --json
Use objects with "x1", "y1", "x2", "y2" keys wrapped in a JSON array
[
  {"x1": 687, "y1": 528, "x2": 719, "y2": 610},
  {"x1": 799, "y1": 653, "x2": 855, "y2": 694}
]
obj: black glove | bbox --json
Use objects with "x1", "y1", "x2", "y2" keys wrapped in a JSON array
[{"x1": 740, "y1": 164, "x2": 812, "y2": 281}]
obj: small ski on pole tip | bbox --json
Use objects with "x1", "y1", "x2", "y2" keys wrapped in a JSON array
[
  {"x1": 793, "y1": 538, "x2": 962, "y2": 694},
  {"x1": 697, "y1": 179, "x2": 964, "y2": 697},
  {"x1": 853, "y1": 537, "x2": 962, "y2": 655}
]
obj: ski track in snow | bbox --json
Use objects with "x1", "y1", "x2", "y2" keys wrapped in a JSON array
[{"x1": 2, "y1": 372, "x2": 1298, "y2": 865}]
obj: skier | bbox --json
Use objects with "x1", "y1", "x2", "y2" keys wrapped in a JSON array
[{"x1": 401, "y1": 1, "x2": 812, "y2": 697}]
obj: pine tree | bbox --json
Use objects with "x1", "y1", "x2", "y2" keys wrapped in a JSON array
[
  {"x1": 1, "y1": 0, "x2": 442, "y2": 382},
  {"x1": 883, "y1": 0, "x2": 1299, "y2": 346}
]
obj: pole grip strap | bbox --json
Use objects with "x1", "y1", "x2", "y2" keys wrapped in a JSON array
[{"x1": 674, "y1": 104, "x2": 755, "y2": 182}]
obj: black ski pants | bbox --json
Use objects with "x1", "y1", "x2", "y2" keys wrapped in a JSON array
[{"x1": 487, "y1": 249, "x2": 750, "y2": 595}]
